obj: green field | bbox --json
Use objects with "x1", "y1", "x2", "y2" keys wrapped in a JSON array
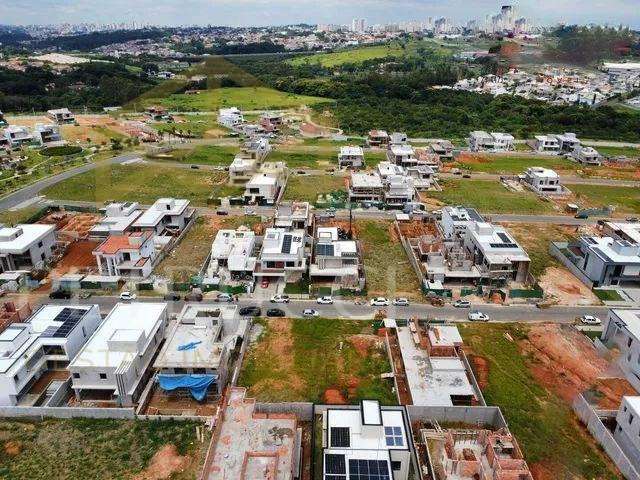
[
  {"x1": 568, "y1": 183, "x2": 640, "y2": 214},
  {"x1": 357, "y1": 220, "x2": 422, "y2": 299},
  {"x1": 428, "y1": 179, "x2": 555, "y2": 214},
  {"x1": 0, "y1": 418, "x2": 205, "y2": 480},
  {"x1": 148, "y1": 87, "x2": 332, "y2": 112},
  {"x1": 594, "y1": 146, "x2": 640, "y2": 158},
  {"x1": 457, "y1": 154, "x2": 574, "y2": 174},
  {"x1": 283, "y1": 175, "x2": 346, "y2": 203},
  {"x1": 41, "y1": 164, "x2": 235, "y2": 206},
  {"x1": 168, "y1": 145, "x2": 239, "y2": 166},
  {"x1": 153, "y1": 114, "x2": 227, "y2": 138},
  {"x1": 461, "y1": 323, "x2": 619, "y2": 479},
  {"x1": 238, "y1": 318, "x2": 396, "y2": 404},
  {"x1": 270, "y1": 146, "x2": 386, "y2": 169}
]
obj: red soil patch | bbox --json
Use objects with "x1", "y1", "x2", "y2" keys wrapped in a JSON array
[
  {"x1": 323, "y1": 388, "x2": 347, "y2": 404},
  {"x1": 592, "y1": 378, "x2": 638, "y2": 410},
  {"x1": 4, "y1": 441, "x2": 22, "y2": 457},
  {"x1": 468, "y1": 354, "x2": 489, "y2": 390},
  {"x1": 528, "y1": 461, "x2": 561, "y2": 480},
  {"x1": 349, "y1": 334, "x2": 380, "y2": 357},
  {"x1": 133, "y1": 444, "x2": 190, "y2": 480},
  {"x1": 49, "y1": 240, "x2": 100, "y2": 278}
]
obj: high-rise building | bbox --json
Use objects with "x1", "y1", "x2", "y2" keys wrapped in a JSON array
[{"x1": 351, "y1": 18, "x2": 366, "y2": 33}]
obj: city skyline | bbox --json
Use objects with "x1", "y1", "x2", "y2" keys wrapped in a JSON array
[{"x1": 1, "y1": 0, "x2": 639, "y2": 29}]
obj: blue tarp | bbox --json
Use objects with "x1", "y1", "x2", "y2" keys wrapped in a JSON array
[
  {"x1": 177, "y1": 341, "x2": 202, "y2": 351},
  {"x1": 157, "y1": 374, "x2": 217, "y2": 401}
]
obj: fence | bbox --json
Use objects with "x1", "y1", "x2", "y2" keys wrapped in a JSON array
[
  {"x1": 459, "y1": 350, "x2": 486, "y2": 406},
  {"x1": 573, "y1": 394, "x2": 640, "y2": 480},
  {"x1": 255, "y1": 402, "x2": 314, "y2": 421},
  {"x1": 549, "y1": 242, "x2": 595, "y2": 289},
  {"x1": 406, "y1": 405, "x2": 508, "y2": 429},
  {"x1": 0, "y1": 405, "x2": 135, "y2": 419},
  {"x1": 395, "y1": 222, "x2": 427, "y2": 289}
]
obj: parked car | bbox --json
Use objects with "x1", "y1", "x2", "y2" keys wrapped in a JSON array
[
  {"x1": 462, "y1": 173, "x2": 471, "y2": 178},
  {"x1": 216, "y1": 210, "x2": 229, "y2": 216},
  {"x1": 78, "y1": 291, "x2": 92, "y2": 299},
  {"x1": 392, "y1": 298, "x2": 409, "y2": 306},
  {"x1": 270, "y1": 294, "x2": 290, "y2": 303},
  {"x1": 370, "y1": 297, "x2": 390, "y2": 307},
  {"x1": 190, "y1": 164, "x2": 200, "y2": 169},
  {"x1": 574, "y1": 212, "x2": 589, "y2": 219},
  {"x1": 626, "y1": 217, "x2": 639, "y2": 223},
  {"x1": 453, "y1": 299, "x2": 472, "y2": 308},
  {"x1": 49, "y1": 289, "x2": 72, "y2": 300},
  {"x1": 184, "y1": 291, "x2": 203, "y2": 302},
  {"x1": 316, "y1": 296, "x2": 334, "y2": 305},
  {"x1": 302, "y1": 309, "x2": 320, "y2": 317},
  {"x1": 468, "y1": 311, "x2": 490, "y2": 322},
  {"x1": 580, "y1": 315, "x2": 602, "y2": 325},
  {"x1": 119, "y1": 291, "x2": 137, "y2": 301},
  {"x1": 215, "y1": 293, "x2": 234, "y2": 303},
  {"x1": 163, "y1": 292, "x2": 181, "y2": 301},
  {"x1": 266, "y1": 308, "x2": 285, "y2": 317},
  {"x1": 239, "y1": 306, "x2": 261, "y2": 317}
]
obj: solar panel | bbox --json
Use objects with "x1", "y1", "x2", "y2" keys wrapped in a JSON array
[
  {"x1": 330, "y1": 427, "x2": 350, "y2": 448},
  {"x1": 50, "y1": 308, "x2": 85, "y2": 338},
  {"x1": 325, "y1": 454, "x2": 346, "y2": 475},
  {"x1": 281, "y1": 234, "x2": 293, "y2": 254},
  {"x1": 497, "y1": 232, "x2": 512, "y2": 243},
  {"x1": 489, "y1": 243, "x2": 518, "y2": 249},
  {"x1": 348, "y1": 459, "x2": 390, "y2": 480},
  {"x1": 317, "y1": 243, "x2": 335, "y2": 257}
]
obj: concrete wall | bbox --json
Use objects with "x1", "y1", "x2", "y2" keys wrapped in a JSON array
[
  {"x1": 255, "y1": 402, "x2": 314, "y2": 421},
  {"x1": 549, "y1": 242, "x2": 595, "y2": 289},
  {"x1": 406, "y1": 405, "x2": 508, "y2": 430},
  {"x1": 0, "y1": 405, "x2": 135, "y2": 419}
]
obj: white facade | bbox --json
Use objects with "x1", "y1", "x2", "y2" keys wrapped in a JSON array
[
  {"x1": 338, "y1": 146, "x2": 364, "y2": 169},
  {"x1": 468, "y1": 131, "x2": 494, "y2": 152},
  {"x1": 534, "y1": 135, "x2": 560, "y2": 154},
  {"x1": 47, "y1": 108, "x2": 75, "y2": 124},
  {"x1": 572, "y1": 146, "x2": 601, "y2": 165},
  {"x1": 349, "y1": 172, "x2": 384, "y2": 204},
  {"x1": 217, "y1": 107, "x2": 244, "y2": 128},
  {"x1": 0, "y1": 305, "x2": 101, "y2": 406},
  {"x1": 92, "y1": 231, "x2": 156, "y2": 279},
  {"x1": 255, "y1": 228, "x2": 307, "y2": 281},
  {"x1": 570, "y1": 237, "x2": 640, "y2": 287},
  {"x1": 603, "y1": 310, "x2": 640, "y2": 393},
  {"x1": 3, "y1": 126, "x2": 33, "y2": 148},
  {"x1": 553, "y1": 132, "x2": 581, "y2": 153},
  {"x1": 310, "y1": 227, "x2": 360, "y2": 286},
  {"x1": 33, "y1": 124, "x2": 62, "y2": 145},
  {"x1": 0, "y1": 224, "x2": 56, "y2": 272},
  {"x1": 69, "y1": 302, "x2": 168, "y2": 406},
  {"x1": 614, "y1": 396, "x2": 640, "y2": 465},
  {"x1": 132, "y1": 198, "x2": 193, "y2": 235},
  {"x1": 389, "y1": 132, "x2": 408, "y2": 146},
  {"x1": 244, "y1": 173, "x2": 281, "y2": 205},
  {"x1": 90, "y1": 202, "x2": 142, "y2": 239},
  {"x1": 440, "y1": 206, "x2": 484, "y2": 239},
  {"x1": 387, "y1": 144, "x2": 417, "y2": 167},
  {"x1": 522, "y1": 167, "x2": 565, "y2": 194},
  {"x1": 384, "y1": 175, "x2": 415, "y2": 207},
  {"x1": 210, "y1": 229, "x2": 257, "y2": 277}
]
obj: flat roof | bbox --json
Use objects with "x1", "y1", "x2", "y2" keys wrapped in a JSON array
[
  {"x1": 468, "y1": 222, "x2": 530, "y2": 262},
  {"x1": 90, "y1": 209, "x2": 141, "y2": 235},
  {"x1": 154, "y1": 320, "x2": 224, "y2": 369},
  {"x1": 611, "y1": 309, "x2": 640, "y2": 341},
  {"x1": 351, "y1": 172, "x2": 383, "y2": 189},
  {"x1": 247, "y1": 173, "x2": 277, "y2": 186},
  {"x1": 326, "y1": 406, "x2": 408, "y2": 451},
  {"x1": 0, "y1": 224, "x2": 55, "y2": 254},
  {"x1": 262, "y1": 228, "x2": 305, "y2": 256},
  {"x1": 340, "y1": 146, "x2": 363, "y2": 156},
  {"x1": 526, "y1": 167, "x2": 559, "y2": 178},
  {"x1": 605, "y1": 222, "x2": 640, "y2": 244},
  {"x1": 428, "y1": 325, "x2": 463, "y2": 347},
  {"x1": 133, "y1": 198, "x2": 190, "y2": 228}
]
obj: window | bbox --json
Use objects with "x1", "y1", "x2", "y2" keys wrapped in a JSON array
[
  {"x1": 193, "y1": 368, "x2": 206, "y2": 374},
  {"x1": 82, "y1": 326, "x2": 86, "y2": 338},
  {"x1": 384, "y1": 426, "x2": 404, "y2": 447},
  {"x1": 629, "y1": 413, "x2": 634, "y2": 425},
  {"x1": 99, "y1": 373, "x2": 107, "y2": 380},
  {"x1": 628, "y1": 337, "x2": 633, "y2": 348},
  {"x1": 175, "y1": 368, "x2": 186, "y2": 374},
  {"x1": 13, "y1": 374, "x2": 19, "y2": 383},
  {"x1": 391, "y1": 461, "x2": 402, "y2": 471},
  {"x1": 37, "y1": 241, "x2": 43, "y2": 248}
]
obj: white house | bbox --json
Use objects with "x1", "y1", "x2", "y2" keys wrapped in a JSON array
[
  {"x1": 491, "y1": 132, "x2": 515, "y2": 151},
  {"x1": 384, "y1": 175, "x2": 415, "y2": 208},
  {"x1": 255, "y1": 228, "x2": 307, "y2": 283},
  {"x1": 69, "y1": 302, "x2": 169, "y2": 406},
  {"x1": 275, "y1": 201, "x2": 312, "y2": 232},
  {"x1": 229, "y1": 155, "x2": 258, "y2": 185},
  {"x1": 132, "y1": 198, "x2": 194, "y2": 236},
  {"x1": 430, "y1": 140, "x2": 454, "y2": 161},
  {"x1": 439, "y1": 206, "x2": 484, "y2": 239},
  {"x1": 244, "y1": 173, "x2": 282, "y2": 205},
  {"x1": 321, "y1": 400, "x2": 412, "y2": 480},
  {"x1": 92, "y1": 231, "x2": 156, "y2": 279},
  {"x1": 47, "y1": 108, "x2": 75, "y2": 124},
  {"x1": 565, "y1": 237, "x2": 640, "y2": 287},
  {"x1": 521, "y1": 167, "x2": 566, "y2": 195},
  {"x1": 468, "y1": 131, "x2": 494, "y2": 152},
  {"x1": 338, "y1": 146, "x2": 364, "y2": 169},
  {"x1": 310, "y1": 227, "x2": 361, "y2": 287},
  {"x1": 406, "y1": 165, "x2": 436, "y2": 190},
  {"x1": 387, "y1": 144, "x2": 418, "y2": 167},
  {"x1": 553, "y1": 132, "x2": 581, "y2": 153},
  {"x1": 572, "y1": 146, "x2": 602, "y2": 165},
  {"x1": 0, "y1": 305, "x2": 101, "y2": 406},
  {"x1": 89, "y1": 202, "x2": 142, "y2": 239},
  {"x1": 533, "y1": 135, "x2": 560, "y2": 154},
  {"x1": 217, "y1": 107, "x2": 244, "y2": 129},
  {"x1": 602, "y1": 310, "x2": 640, "y2": 392},
  {"x1": 614, "y1": 396, "x2": 640, "y2": 469},
  {"x1": 377, "y1": 161, "x2": 404, "y2": 179},
  {"x1": 33, "y1": 124, "x2": 62, "y2": 145},
  {"x1": 0, "y1": 224, "x2": 56, "y2": 272},
  {"x1": 389, "y1": 132, "x2": 408, "y2": 146},
  {"x1": 349, "y1": 172, "x2": 384, "y2": 204},
  {"x1": 210, "y1": 228, "x2": 257, "y2": 280},
  {"x1": 3, "y1": 126, "x2": 33, "y2": 148},
  {"x1": 242, "y1": 136, "x2": 271, "y2": 162}
]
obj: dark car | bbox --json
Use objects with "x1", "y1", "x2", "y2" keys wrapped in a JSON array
[
  {"x1": 184, "y1": 292, "x2": 203, "y2": 302},
  {"x1": 216, "y1": 210, "x2": 229, "y2": 216},
  {"x1": 239, "y1": 306, "x2": 261, "y2": 317},
  {"x1": 190, "y1": 164, "x2": 200, "y2": 169},
  {"x1": 163, "y1": 292, "x2": 181, "y2": 301},
  {"x1": 266, "y1": 308, "x2": 285, "y2": 317},
  {"x1": 49, "y1": 290, "x2": 71, "y2": 300}
]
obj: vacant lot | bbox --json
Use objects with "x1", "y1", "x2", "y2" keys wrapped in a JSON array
[
  {"x1": 239, "y1": 318, "x2": 396, "y2": 404},
  {"x1": 461, "y1": 323, "x2": 621, "y2": 480},
  {"x1": 0, "y1": 418, "x2": 206, "y2": 480},
  {"x1": 169, "y1": 145, "x2": 239, "y2": 166},
  {"x1": 153, "y1": 114, "x2": 227, "y2": 138},
  {"x1": 150, "y1": 87, "x2": 332, "y2": 112},
  {"x1": 42, "y1": 164, "x2": 228, "y2": 206},
  {"x1": 567, "y1": 183, "x2": 640, "y2": 214},
  {"x1": 0, "y1": 207, "x2": 43, "y2": 226},
  {"x1": 426, "y1": 179, "x2": 555, "y2": 214},
  {"x1": 283, "y1": 175, "x2": 346, "y2": 204},
  {"x1": 456, "y1": 153, "x2": 574, "y2": 175},
  {"x1": 356, "y1": 220, "x2": 422, "y2": 299},
  {"x1": 596, "y1": 146, "x2": 640, "y2": 158}
]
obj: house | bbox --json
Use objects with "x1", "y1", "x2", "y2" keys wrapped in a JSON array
[
  {"x1": 154, "y1": 304, "x2": 241, "y2": 399},
  {"x1": 201, "y1": 387, "x2": 302, "y2": 480},
  {"x1": 244, "y1": 173, "x2": 282, "y2": 205},
  {"x1": 144, "y1": 106, "x2": 169, "y2": 122},
  {"x1": 389, "y1": 132, "x2": 408, "y2": 146},
  {"x1": 89, "y1": 202, "x2": 142, "y2": 239},
  {"x1": 320, "y1": 400, "x2": 413, "y2": 480},
  {"x1": 601, "y1": 310, "x2": 640, "y2": 392},
  {"x1": 463, "y1": 222, "x2": 531, "y2": 283},
  {"x1": 338, "y1": 146, "x2": 364, "y2": 169},
  {"x1": 439, "y1": 206, "x2": 484, "y2": 239},
  {"x1": 491, "y1": 132, "x2": 515, "y2": 151},
  {"x1": 132, "y1": 198, "x2": 194, "y2": 236},
  {"x1": 210, "y1": 228, "x2": 257, "y2": 281},
  {"x1": 349, "y1": 172, "x2": 384, "y2": 204},
  {"x1": 229, "y1": 156, "x2": 258, "y2": 185},
  {"x1": 0, "y1": 224, "x2": 56, "y2": 273},
  {"x1": 406, "y1": 165, "x2": 436, "y2": 190},
  {"x1": 46, "y1": 108, "x2": 75, "y2": 124},
  {"x1": 92, "y1": 231, "x2": 156, "y2": 279},
  {"x1": 572, "y1": 146, "x2": 602, "y2": 165},
  {"x1": 0, "y1": 111, "x2": 6, "y2": 127},
  {"x1": 254, "y1": 228, "x2": 307, "y2": 283},
  {"x1": 602, "y1": 221, "x2": 640, "y2": 245},
  {"x1": 613, "y1": 396, "x2": 640, "y2": 470},
  {"x1": 553, "y1": 132, "x2": 581, "y2": 153},
  {"x1": 69, "y1": 302, "x2": 168, "y2": 406},
  {"x1": 368, "y1": 130, "x2": 389, "y2": 147},
  {"x1": 377, "y1": 161, "x2": 404, "y2": 179},
  {"x1": 0, "y1": 304, "x2": 101, "y2": 406},
  {"x1": 468, "y1": 131, "x2": 494, "y2": 152},
  {"x1": 521, "y1": 167, "x2": 567, "y2": 195},
  {"x1": 33, "y1": 124, "x2": 62, "y2": 145},
  {"x1": 259, "y1": 112, "x2": 284, "y2": 132},
  {"x1": 387, "y1": 144, "x2": 418, "y2": 167},
  {"x1": 384, "y1": 175, "x2": 415, "y2": 208},
  {"x1": 241, "y1": 123, "x2": 265, "y2": 137},
  {"x1": 430, "y1": 140, "x2": 454, "y2": 161},
  {"x1": 3, "y1": 126, "x2": 34, "y2": 148},
  {"x1": 533, "y1": 135, "x2": 560, "y2": 154},
  {"x1": 563, "y1": 236, "x2": 640, "y2": 287},
  {"x1": 310, "y1": 227, "x2": 362, "y2": 288},
  {"x1": 217, "y1": 107, "x2": 244, "y2": 129},
  {"x1": 242, "y1": 136, "x2": 271, "y2": 162},
  {"x1": 275, "y1": 201, "x2": 312, "y2": 232}
]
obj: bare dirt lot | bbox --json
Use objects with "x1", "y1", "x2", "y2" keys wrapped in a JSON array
[
  {"x1": 538, "y1": 266, "x2": 600, "y2": 306},
  {"x1": 38, "y1": 211, "x2": 100, "y2": 241},
  {"x1": 48, "y1": 240, "x2": 100, "y2": 279}
]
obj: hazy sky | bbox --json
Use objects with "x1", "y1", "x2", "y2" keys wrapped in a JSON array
[{"x1": 2, "y1": 0, "x2": 639, "y2": 28}]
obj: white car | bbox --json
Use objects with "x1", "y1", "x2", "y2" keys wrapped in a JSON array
[
  {"x1": 468, "y1": 311, "x2": 490, "y2": 322},
  {"x1": 270, "y1": 294, "x2": 290, "y2": 304},
  {"x1": 119, "y1": 291, "x2": 137, "y2": 301},
  {"x1": 453, "y1": 299, "x2": 472, "y2": 308},
  {"x1": 215, "y1": 293, "x2": 233, "y2": 303},
  {"x1": 303, "y1": 309, "x2": 320, "y2": 317},
  {"x1": 370, "y1": 297, "x2": 390, "y2": 307},
  {"x1": 580, "y1": 315, "x2": 602, "y2": 325},
  {"x1": 316, "y1": 296, "x2": 334, "y2": 305},
  {"x1": 393, "y1": 298, "x2": 409, "y2": 306}
]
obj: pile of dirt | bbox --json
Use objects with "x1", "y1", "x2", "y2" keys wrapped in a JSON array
[
  {"x1": 539, "y1": 267, "x2": 599, "y2": 306},
  {"x1": 397, "y1": 220, "x2": 438, "y2": 239},
  {"x1": 48, "y1": 240, "x2": 100, "y2": 278},
  {"x1": 323, "y1": 388, "x2": 347, "y2": 404},
  {"x1": 348, "y1": 334, "x2": 380, "y2": 357},
  {"x1": 592, "y1": 378, "x2": 638, "y2": 410},
  {"x1": 4, "y1": 440, "x2": 22, "y2": 457},
  {"x1": 133, "y1": 444, "x2": 190, "y2": 480}
]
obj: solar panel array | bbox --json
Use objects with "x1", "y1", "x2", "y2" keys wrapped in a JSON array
[
  {"x1": 325, "y1": 454, "x2": 346, "y2": 476},
  {"x1": 50, "y1": 308, "x2": 85, "y2": 338},
  {"x1": 330, "y1": 427, "x2": 350, "y2": 448},
  {"x1": 316, "y1": 243, "x2": 335, "y2": 257},
  {"x1": 281, "y1": 234, "x2": 292, "y2": 253},
  {"x1": 384, "y1": 426, "x2": 404, "y2": 447},
  {"x1": 348, "y1": 459, "x2": 390, "y2": 480}
]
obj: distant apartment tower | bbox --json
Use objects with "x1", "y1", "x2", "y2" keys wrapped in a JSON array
[{"x1": 351, "y1": 18, "x2": 366, "y2": 33}]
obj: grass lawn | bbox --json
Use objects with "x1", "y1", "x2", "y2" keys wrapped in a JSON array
[
  {"x1": 427, "y1": 179, "x2": 555, "y2": 214},
  {"x1": 593, "y1": 289, "x2": 625, "y2": 302},
  {"x1": 0, "y1": 207, "x2": 45, "y2": 226},
  {"x1": 456, "y1": 154, "x2": 574, "y2": 175},
  {"x1": 283, "y1": 175, "x2": 346, "y2": 204},
  {"x1": 568, "y1": 183, "x2": 640, "y2": 214},
  {"x1": 168, "y1": 145, "x2": 239, "y2": 166},
  {"x1": 0, "y1": 418, "x2": 205, "y2": 480},
  {"x1": 269, "y1": 146, "x2": 385, "y2": 169},
  {"x1": 42, "y1": 164, "x2": 227, "y2": 206},
  {"x1": 149, "y1": 87, "x2": 332, "y2": 112},
  {"x1": 356, "y1": 220, "x2": 421, "y2": 299},
  {"x1": 460, "y1": 323, "x2": 619, "y2": 479},
  {"x1": 595, "y1": 146, "x2": 640, "y2": 158},
  {"x1": 238, "y1": 318, "x2": 396, "y2": 404},
  {"x1": 153, "y1": 114, "x2": 227, "y2": 138}
]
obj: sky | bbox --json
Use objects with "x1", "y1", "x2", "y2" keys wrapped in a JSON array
[{"x1": 1, "y1": 0, "x2": 639, "y2": 29}]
